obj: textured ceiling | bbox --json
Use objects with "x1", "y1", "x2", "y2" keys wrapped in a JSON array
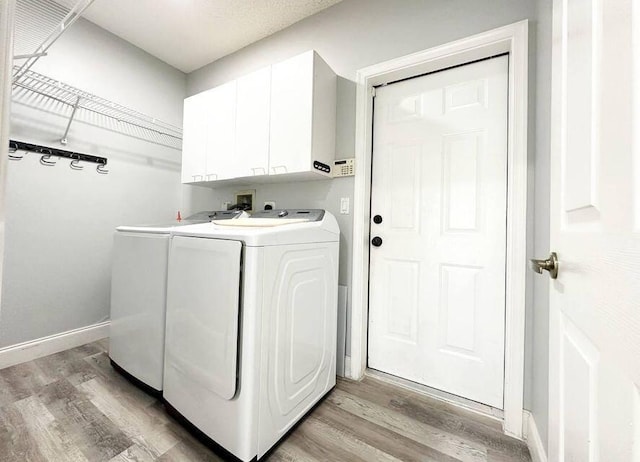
[{"x1": 73, "y1": 0, "x2": 343, "y2": 73}]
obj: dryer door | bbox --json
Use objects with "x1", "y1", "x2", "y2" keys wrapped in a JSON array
[{"x1": 165, "y1": 236, "x2": 242, "y2": 401}]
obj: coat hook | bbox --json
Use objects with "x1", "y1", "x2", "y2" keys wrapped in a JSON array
[
  {"x1": 96, "y1": 163, "x2": 109, "y2": 174},
  {"x1": 39, "y1": 150, "x2": 56, "y2": 166},
  {"x1": 8, "y1": 142, "x2": 23, "y2": 160},
  {"x1": 70, "y1": 159, "x2": 83, "y2": 170}
]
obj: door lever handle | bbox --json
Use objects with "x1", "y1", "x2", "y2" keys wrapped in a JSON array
[{"x1": 529, "y1": 252, "x2": 558, "y2": 279}]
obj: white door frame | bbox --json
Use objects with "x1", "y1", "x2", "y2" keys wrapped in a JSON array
[
  {"x1": 0, "y1": 0, "x2": 15, "y2": 304},
  {"x1": 349, "y1": 20, "x2": 529, "y2": 438}
]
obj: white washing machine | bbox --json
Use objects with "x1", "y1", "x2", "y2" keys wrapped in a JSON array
[
  {"x1": 163, "y1": 209, "x2": 339, "y2": 461},
  {"x1": 109, "y1": 210, "x2": 244, "y2": 394}
]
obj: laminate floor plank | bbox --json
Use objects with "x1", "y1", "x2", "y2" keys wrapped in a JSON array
[
  {"x1": 0, "y1": 401, "x2": 48, "y2": 462},
  {"x1": 0, "y1": 341, "x2": 532, "y2": 462},
  {"x1": 284, "y1": 420, "x2": 370, "y2": 462},
  {"x1": 302, "y1": 414, "x2": 402, "y2": 462},
  {"x1": 328, "y1": 388, "x2": 487, "y2": 462},
  {"x1": 340, "y1": 377, "x2": 530, "y2": 460},
  {"x1": 34, "y1": 349, "x2": 100, "y2": 387},
  {"x1": 13, "y1": 395, "x2": 88, "y2": 462},
  {"x1": 82, "y1": 352, "x2": 157, "y2": 408},
  {"x1": 268, "y1": 438, "x2": 325, "y2": 462},
  {"x1": 96, "y1": 338, "x2": 110, "y2": 353},
  {"x1": 155, "y1": 440, "x2": 224, "y2": 462},
  {"x1": 344, "y1": 376, "x2": 501, "y2": 432},
  {"x1": 37, "y1": 378, "x2": 133, "y2": 462},
  {"x1": 0, "y1": 361, "x2": 56, "y2": 407},
  {"x1": 312, "y1": 400, "x2": 461, "y2": 462},
  {"x1": 109, "y1": 444, "x2": 156, "y2": 462},
  {"x1": 77, "y1": 378, "x2": 179, "y2": 457},
  {"x1": 266, "y1": 448, "x2": 305, "y2": 462}
]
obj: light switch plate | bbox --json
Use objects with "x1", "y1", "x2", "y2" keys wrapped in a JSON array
[{"x1": 340, "y1": 197, "x2": 350, "y2": 214}]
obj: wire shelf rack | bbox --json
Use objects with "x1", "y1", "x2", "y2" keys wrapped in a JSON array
[
  {"x1": 12, "y1": 0, "x2": 183, "y2": 150},
  {"x1": 13, "y1": 0, "x2": 94, "y2": 82},
  {"x1": 12, "y1": 68, "x2": 184, "y2": 149}
]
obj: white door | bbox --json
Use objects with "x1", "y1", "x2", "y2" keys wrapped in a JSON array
[
  {"x1": 547, "y1": 1, "x2": 640, "y2": 460},
  {"x1": 368, "y1": 56, "x2": 509, "y2": 409}
]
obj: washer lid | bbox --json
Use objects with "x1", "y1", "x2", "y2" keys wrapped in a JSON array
[
  {"x1": 171, "y1": 210, "x2": 340, "y2": 246},
  {"x1": 116, "y1": 210, "x2": 244, "y2": 234}
]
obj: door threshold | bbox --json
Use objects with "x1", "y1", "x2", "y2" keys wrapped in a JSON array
[{"x1": 365, "y1": 368, "x2": 504, "y2": 422}]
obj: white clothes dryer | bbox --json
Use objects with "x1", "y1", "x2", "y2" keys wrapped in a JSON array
[
  {"x1": 163, "y1": 209, "x2": 339, "y2": 461},
  {"x1": 109, "y1": 210, "x2": 244, "y2": 394}
]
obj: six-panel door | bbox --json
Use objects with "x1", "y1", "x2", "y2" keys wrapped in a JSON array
[
  {"x1": 548, "y1": 0, "x2": 640, "y2": 459},
  {"x1": 368, "y1": 55, "x2": 509, "y2": 409}
]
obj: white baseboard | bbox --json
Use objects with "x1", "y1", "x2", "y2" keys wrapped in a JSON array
[
  {"x1": 336, "y1": 285, "x2": 348, "y2": 377},
  {"x1": 523, "y1": 410, "x2": 548, "y2": 462},
  {"x1": 0, "y1": 321, "x2": 110, "y2": 369}
]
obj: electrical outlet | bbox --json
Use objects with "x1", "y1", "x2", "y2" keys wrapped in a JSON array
[{"x1": 264, "y1": 201, "x2": 276, "y2": 210}]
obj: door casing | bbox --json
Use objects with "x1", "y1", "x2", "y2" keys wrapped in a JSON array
[{"x1": 350, "y1": 20, "x2": 529, "y2": 438}]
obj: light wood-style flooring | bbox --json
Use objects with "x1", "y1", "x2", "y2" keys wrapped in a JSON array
[{"x1": 0, "y1": 340, "x2": 531, "y2": 461}]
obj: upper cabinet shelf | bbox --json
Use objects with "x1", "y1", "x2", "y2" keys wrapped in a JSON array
[{"x1": 181, "y1": 50, "x2": 337, "y2": 185}]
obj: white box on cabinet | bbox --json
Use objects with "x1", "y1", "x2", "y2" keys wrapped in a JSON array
[{"x1": 269, "y1": 51, "x2": 336, "y2": 177}]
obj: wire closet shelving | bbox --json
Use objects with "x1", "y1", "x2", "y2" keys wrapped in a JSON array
[{"x1": 11, "y1": 0, "x2": 183, "y2": 150}]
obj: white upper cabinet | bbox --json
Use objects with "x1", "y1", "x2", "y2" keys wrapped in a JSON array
[
  {"x1": 181, "y1": 93, "x2": 207, "y2": 183},
  {"x1": 204, "y1": 80, "x2": 237, "y2": 181},
  {"x1": 181, "y1": 50, "x2": 336, "y2": 185},
  {"x1": 269, "y1": 51, "x2": 336, "y2": 177},
  {"x1": 235, "y1": 66, "x2": 271, "y2": 178}
]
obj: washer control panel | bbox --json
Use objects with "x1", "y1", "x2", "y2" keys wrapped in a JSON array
[{"x1": 251, "y1": 209, "x2": 325, "y2": 221}]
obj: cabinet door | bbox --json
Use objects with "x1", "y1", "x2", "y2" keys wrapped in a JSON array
[
  {"x1": 204, "y1": 81, "x2": 237, "y2": 181},
  {"x1": 181, "y1": 94, "x2": 207, "y2": 183},
  {"x1": 269, "y1": 51, "x2": 314, "y2": 175},
  {"x1": 236, "y1": 66, "x2": 271, "y2": 178}
]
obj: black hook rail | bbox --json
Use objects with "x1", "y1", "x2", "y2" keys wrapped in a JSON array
[{"x1": 8, "y1": 139, "x2": 108, "y2": 165}]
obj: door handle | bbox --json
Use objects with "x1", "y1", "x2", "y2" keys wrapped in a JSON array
[
  {"x1": 529, "y1": 252, "x2": 558, "y2": 279},
  {"x1": 371, "y1": 236, "x2": 383, "y2": 247}
]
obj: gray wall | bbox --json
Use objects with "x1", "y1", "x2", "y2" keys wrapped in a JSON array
[
  {"x1": 1, "y1": 18, "x2": 187, "y2": 347},
  {"x1": 186, "y1": 0, "x2": 551, "y2": 449}
]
